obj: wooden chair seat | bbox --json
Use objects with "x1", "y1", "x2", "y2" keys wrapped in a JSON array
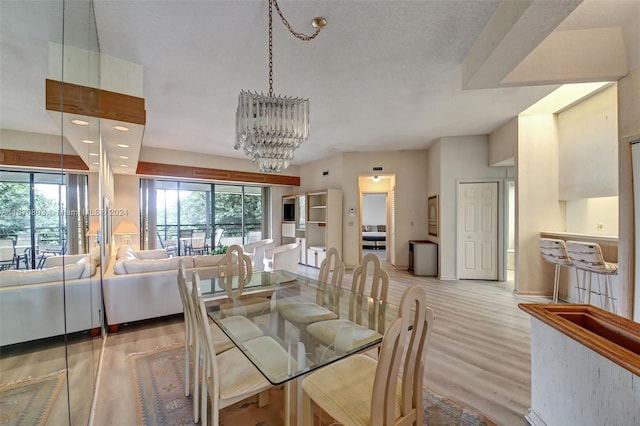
[
  {"x1": 277, "y1": 303, "x2": 338, "y2": 324},
  {"x1": 306, "y1": 319, "x2": 382, "y2": 350},
  {"x1": 212, "y1": 315, "x2": 264, "y2": 354},
  {"x1": 302, "y1": 353, "x2": 401, "y2": 424}
]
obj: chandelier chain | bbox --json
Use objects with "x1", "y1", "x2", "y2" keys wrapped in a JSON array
[
  {"x1": 272, "y1": 0, "x2": 322, "y2": 42},
  {"x1": 268, "y1": 0, "x2": 321, "y2": 96},
  {"x1": 268, "y1": 0, "x2": 274, "y2": 96}
]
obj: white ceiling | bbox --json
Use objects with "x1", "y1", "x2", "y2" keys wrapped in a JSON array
[{"x1": 2, "y1": 0, "x2": 639, "y2": 172}]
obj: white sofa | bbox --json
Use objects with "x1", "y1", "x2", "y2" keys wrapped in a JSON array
[
  {"x1": 102, "y1": 246, "x2": 225, "y2": 330},
  {"x1": 0, "y1": 250, "x2": 101, "y2": 346}
]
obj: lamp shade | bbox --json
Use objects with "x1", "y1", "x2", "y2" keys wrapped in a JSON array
[
  {"x1": 88, "y1": 221, "x2": 100, "y2": 235},
  {"x1": 114, "y1": 220, "x2": 138, "y2": 235}
]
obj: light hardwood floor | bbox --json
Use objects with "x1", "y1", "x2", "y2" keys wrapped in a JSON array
[
  {"x1": 92, "y1": 261, "x2": 543, "y2": 425},
  {"x1": 1, "y1": 260, "x2": 543, "y2": 425}
]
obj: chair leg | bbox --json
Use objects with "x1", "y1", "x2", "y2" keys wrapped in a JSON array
[
  {"x1": 553, "y1": 264, "x2": 560, "y2": 303},
  {"x1": 302, "y1": 390, "x2": 314, "y2": 426}
]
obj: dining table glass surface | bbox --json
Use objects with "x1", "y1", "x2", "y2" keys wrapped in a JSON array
[{"x1": 203, "y1": 270, "x2": 402, "y2": 385}]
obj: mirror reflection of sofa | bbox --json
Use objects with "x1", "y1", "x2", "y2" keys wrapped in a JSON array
[
  {"x1": 0, "y1": 248, "x2": 101, "y2": 346},
  {"x1": 102, "y1": 246, "x2": 226, "y2": 331},
  {"x1": 362, "y1": 225, "x2": 386, "y2": 249}
]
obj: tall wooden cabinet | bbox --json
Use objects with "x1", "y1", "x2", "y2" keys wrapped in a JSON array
[{"x1": 281, "y1": 189, "x2": 342, "y2": 268}]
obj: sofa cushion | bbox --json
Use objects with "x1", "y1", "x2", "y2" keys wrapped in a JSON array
[
  {"x1": 123, "y1": 256, "x2": 193, "y2": 274},
  {"x1": 136, "y1": 249, "x2": 170, "y2": 260},
  {"x1": 0, "y1": 263, "x2": 85, "y2": 287},
  {"x1": 116, "y1": 245, "x2": 138, "y2": 261},
  {"x1": 78, "y1": 255, "x2": 98, "y2": 278},
  {"x1": 113, "y1": 259, "x2": 125, "y2": 275},
  {"x1": 193, "y1": 254, "x2": 226, "y2": 268}
]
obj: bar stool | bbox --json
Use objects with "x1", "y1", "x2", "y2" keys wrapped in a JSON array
[
  {"x1": 539, "y1": 238, "x2": 573, "y2": 303},
  {"x1": 565, "y1": 240, "x2": 618, "y2": 313}
]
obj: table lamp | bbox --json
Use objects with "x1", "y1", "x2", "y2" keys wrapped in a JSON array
[{"x1": 114, "y1": 220, "x2": 138, "y2": 246}]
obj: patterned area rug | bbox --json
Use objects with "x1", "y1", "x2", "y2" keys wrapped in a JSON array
[
  {"x1": 0, "y1": 370, "x2": 66, "y2": 426},
  {"x1": 130, "y1": 345, "x2": 495, "y2": 426}
]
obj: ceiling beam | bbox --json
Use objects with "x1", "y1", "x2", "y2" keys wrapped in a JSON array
[{"x1": 462, "y1": 0, "x2": 583, "y2": 90}]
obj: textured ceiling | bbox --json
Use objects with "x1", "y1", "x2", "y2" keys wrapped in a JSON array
[{"x1": 2, "y1": 1, "x2": 639, "y2": 170}]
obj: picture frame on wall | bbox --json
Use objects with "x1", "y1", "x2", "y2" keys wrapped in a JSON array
[{"x1": 428, "y1": 195, "x2": 439, "y2": 237}]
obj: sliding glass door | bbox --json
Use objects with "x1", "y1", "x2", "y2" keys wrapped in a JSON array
[{"x1": 145, "y1": 179, "x2": 268, "y2": 252}]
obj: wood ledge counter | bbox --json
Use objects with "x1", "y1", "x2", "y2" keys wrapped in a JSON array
[{"x1": 519, "y1": 303, "x2": 640, "y2": 376}]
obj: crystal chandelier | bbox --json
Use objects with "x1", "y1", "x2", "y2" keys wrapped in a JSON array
[{"x1": 235, "y1": 0, "x2": 326, "y2": 173}]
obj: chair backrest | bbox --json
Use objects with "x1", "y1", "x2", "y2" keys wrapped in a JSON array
[
  {"x1": 0, "y1": 238, "x2": 15, "y2": 262},
  {"x1": 372, "y1": 285, "x2": 435, "y2": 426},
  {"x1": 191, "y1": 231, "x2": 207, "y2": 250},
  {"x1": 180, "y1": 229, "x2": 192, "y2": 238},
  {"x1": 317, "y1": 247, "x2": 345, "y2": 310},
  {"x1": 217, "y1": 244, "x2": 253, "y2": 299},
  {"x1": 349, "y1": 253, "x2": 389, "y2": 334},
  {"x1": 265, "y1": 243, "x2": 300, "y2": 273},
  {"x1": 191, "y1": 272, "x2": 222, "y2": 410},
  {"x1": 176, "y1": 260, "x2": 196, "y2": 345},
  {"x1": 539, "y1": 238, "x2": 572, "y2": 266},
  {"x1": 566, "y1": 240, "x2": 617, "y2": 274},
  {"x1": 214, "y1": 228, "x2": 224, "y2": 247},
  {"x1": 243, "y1": 239, "x2": 274, "y2": 270}
]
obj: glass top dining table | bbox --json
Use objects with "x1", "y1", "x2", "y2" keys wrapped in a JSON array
[{"x1": 202, "y1": 270, "x2": 402, "y2": 386}]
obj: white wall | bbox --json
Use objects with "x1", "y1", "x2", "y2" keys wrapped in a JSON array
[
  {"x1": 301, "y1": 150, "x2": 429, "y2": 269},
  {"x1": 437, "y1": 135, "x2": 513, "y2": 280},
  {"x1": 558, "y1": 84, "x2": 618, "y2": 199},
  {"x1": 489, "y1": 117, "x2": 517, "y2": 166},
  {"x1": 362, "y1": 194, "x2": 386, "y2": 225},
  {"x1": 516, "y1": 114, "x2": 565, "y2": 295},
  {"x1": 565, "y1": 196, "x2": 619, "y2": 235},
  {"x1": 618, "y1": 67, "x2": 640, "y2": 320}
]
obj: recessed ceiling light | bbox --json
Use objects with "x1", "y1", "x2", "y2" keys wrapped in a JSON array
[
  {"x1": 116, "y1": 143, "x2": 130, "y2": 148},
  {"x1": 71, "y1": 119, "x2": 90, "y2": 126},
  {"x1": 114, "y1": 125, "x2": 130, "y2": 132},
  {"x1": 89, "y1": 153, "x2": 98, "y2": 156},
  {"x1": 92, "y1": 162, "x2": 100, "y2": 165},
  {"x1": 119, "y1": 155, "x2": 129, "y2": 159},
  {"x1": 81, "y1": 139, "x2": 95, "y2": 144},
  {"x1": 120, "y1": 164, "x2": 129, "y2": 168}
]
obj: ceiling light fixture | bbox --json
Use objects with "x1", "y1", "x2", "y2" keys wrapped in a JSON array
[
  {"x1": 235, "y1": 0, "x2": 326, "y2": 173},
  {"x1": 116, "y1": 143, "x2": 130, "y2": 148},
  {"x1": 71, "y1": 119, "x2": 89, "y2": 126},
  {"x1": 372, "y1": 175, "x2": 380, "y2": 183},
  {"x1": 114, "y1": 125, "x2": 130, "y2": 132},
  {"x1": 81, "y1": 139, "x2": 95, "y2": 144},
  {"x1": 119, "y1": 155, "x2": 129, "y2": 159},
  {"x1": 89, "y1": 152, "x2": 98, "y2": 156}
]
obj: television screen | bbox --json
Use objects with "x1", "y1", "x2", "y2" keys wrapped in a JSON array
[{"x1": 283, "y1": 204, "x2": 295, "y2": 221}]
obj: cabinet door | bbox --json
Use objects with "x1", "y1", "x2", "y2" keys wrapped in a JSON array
[
  {"x1": 297, "y1": 237, "x2": 306, "y2": 264},
  {"x1": 282, "y1": 222, "x2": 295, "y2": 238}
]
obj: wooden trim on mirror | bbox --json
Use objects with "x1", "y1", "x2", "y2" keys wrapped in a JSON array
[
  {"x1": 136, "y1": 161, "x2": 300, "y2": 186},
  {"x1": 0, "y1": 149, "x2": 89, "y2": 170},
  {"x1": 45, "y1": 79, "x2": 146, "y2": 125}
]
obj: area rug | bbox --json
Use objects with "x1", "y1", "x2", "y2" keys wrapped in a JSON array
[
  {"x1": 0, "y1": 370, "x2": 66, "y2": 426},
  {"x1": 130, "y1": 344, "x2": 495, "y2": 426}
]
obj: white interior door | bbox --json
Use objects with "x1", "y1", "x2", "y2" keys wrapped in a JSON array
[{"x1": 458, "y1": 182, "x2": 498, "y2": 280}]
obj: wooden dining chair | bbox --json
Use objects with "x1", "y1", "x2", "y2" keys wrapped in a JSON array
[
  {"x1": 217, "y1": 245, "x2": 271, "y2": 319},
  {"x1": 276, "y1": 247, "x2": 345, "y2": 346},
  {"x1": 177, "y1": 261, "x2": 263, "y2": 420},
  {"x1": 306, "y1": 252, "x2": 389, "y2": 354},
  {"x1": 192, "y1": 271, "x2": 294, "y2": 426},
  {"x1": 302, "y1": 285, "x2": 435, "y2": 425}
]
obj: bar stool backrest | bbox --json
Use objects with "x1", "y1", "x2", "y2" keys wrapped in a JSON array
[
  {"x1": 565, "y1": 240, "x2": 618, "y2": 274},
  {"x1": 539, "y1": 238, "x2": 572, "y2": 266}
]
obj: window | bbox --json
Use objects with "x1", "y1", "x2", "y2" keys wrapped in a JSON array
[{"x1": 143, "y1": 179, "x2": 268, "y2": 252}]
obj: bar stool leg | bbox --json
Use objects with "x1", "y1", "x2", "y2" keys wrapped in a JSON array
[
  {"x1": 575, "y1": 267, "x2": 582, "y2": 303},
  {"x1": 586, "y1": 271, "x2": 592, "y2": 305},
  {"x1": 553, "y1": 264, "x2": 560, "y2": 303}
]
